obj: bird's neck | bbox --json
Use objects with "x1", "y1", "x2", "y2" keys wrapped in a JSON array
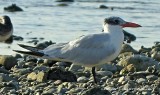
[
  {"x1": 103, "y1": 24, "x2": 124, "y2": 47},
  {"x1": 103, "y1": 24, "x2": 123, "y2": 34}
]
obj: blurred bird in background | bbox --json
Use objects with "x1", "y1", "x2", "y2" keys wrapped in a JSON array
[{"x1": 0, "y1": 15, "x2": 13, "y2": 44}]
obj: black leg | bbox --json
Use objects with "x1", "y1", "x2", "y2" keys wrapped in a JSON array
[{"x1": 92, "y1": 67, "x2": 97, "y2": 84}]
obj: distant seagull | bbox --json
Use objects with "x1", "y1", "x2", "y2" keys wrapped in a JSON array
[
  {"x1": 14, "y1": 17, "x2": 141, "y2": 83},
  {"x1": 0, "y1": 15, "x2": 13, "y2": 44}
]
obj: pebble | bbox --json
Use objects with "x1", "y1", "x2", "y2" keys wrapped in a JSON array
[
  {"x1": 96, "y1": 64, "x2": 117, "y2": 72},
  {"x1": 136, "y1": 78, "x2": 147, "y2": 84},
  {"x1": 96, "y1": 71, "x2": 113, "y2": 77},
  {"x1": 146, "y1": 75, "x2": 158, "y2": 81},
  {"x1": 123, "y1": 81, "x2": 136, "y2": 90},
  {"x1": 77, "y1": 76, "x2": 88, "y2": 83},
  {"x1": 69, "y1": 64, "x2": 84, "y2": 71}
]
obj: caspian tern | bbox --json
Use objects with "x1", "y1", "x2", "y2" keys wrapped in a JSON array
[
  {"x1": 14, "y1": 16, "x2": 141, "y2": 83},
  {"x1": 0, "y1": 15, "x2": 13, "y2": 44}
]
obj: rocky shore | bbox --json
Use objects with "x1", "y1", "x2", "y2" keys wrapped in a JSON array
[{"x1": 0, "y1": 42, "x2": 160, "y2": 95}]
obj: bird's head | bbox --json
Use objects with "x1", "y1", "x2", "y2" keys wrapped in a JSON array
[
  {"x1": 104, "y1": 16, "x2": 141, "y2": 28},
  {"x1": 0, "y1": 15, "x2": 12, "y2": 25}
]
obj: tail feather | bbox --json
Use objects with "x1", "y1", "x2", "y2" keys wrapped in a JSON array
[
  {"x1": 13, "y1": 50, "x2": 44, "y2": 57},
  {"x1": 18, "y1": 44, "x2": 41, "y2": 52}
]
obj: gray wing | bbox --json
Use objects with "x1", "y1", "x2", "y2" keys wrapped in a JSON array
[{"x1": 43, "y1": 33, "x2": 116, "y2": 65}]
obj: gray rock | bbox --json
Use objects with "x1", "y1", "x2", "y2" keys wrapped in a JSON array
[
  {"x1": 81, "y1": 86, "x2": 112, "y2": 95},
  {"x1": 151, "y1": 51, "x2": 160, "y2": 61},
  {"x1": 136, "y1": 78, "x2": 147, "y2": 84},
  {"x1": 7, "y1": 81, "x2": 19, "y2": 90},
  {"x1": 96, "y1": 64, "x2": 117, "y2": 72},
  {"x1": 33, "y1": 66, "x2": 50, "y2": 72},
  {"x1": 55, "y1": 62, "x2": 68, "y2": 67},
  {"x1": 146, "y1": 75, "x2": 158, "y2": 81},
  {"x1": 42, "y1": 88, "x2": 56, "y2": 95},
  {"x1": 0, "y1": 55, "x2": 17, "y2": 70},
  {"x1": 4, "y1": 4, "x2": 23, "y2": 12},
  {"x1": 118, "y1": 54, "x2": 160, "y2": 71},
  {"x1": 142, "y1": 91, "x2": 151, "y2": 95},
  {"x1": 69, "y1": 64, "x2": 83, "y2": 72},
  {"x1": 0, "y1": 87, "x2": 14, "y2": 94},
  {"x1": 57, "y1": 84, "x2": 68, "y2": 94},
  {"x1": 77, "y1": 76, "x2": 88, "y2": 83},
  {"x1": 96, "y1": 71, "x2": 113, "y2": 77},
  {"x1": 120, "y1": 44, "x2": 138, "y2": 54},
  {"x1": 123, "y1": 81, "x2": 136, "y2": 90},
  {"x1": 0, "y1": 73, "x2": 17, "y2": 82},
  {"x1": 16, "y1": 68, "x2": 32, "y2": 75},
  {"x1": 0, "y1": 67, "x2": 10, "y2": 74}
]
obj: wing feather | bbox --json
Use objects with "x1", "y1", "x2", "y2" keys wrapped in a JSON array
[{"x1": 43, "y1": 33, "x2": 116, "y2": 66}]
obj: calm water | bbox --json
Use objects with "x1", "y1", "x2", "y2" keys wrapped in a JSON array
[{"x1": 0, "y1": 0, "x2": 160, "y2": 54}]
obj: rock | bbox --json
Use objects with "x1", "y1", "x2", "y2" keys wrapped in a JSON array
[
  {"x1": 55, "y1": 62, "x2": 69, "y2": 67},
  {"x1": 27, "y1": 72, "x2": 37, "y2": 81},
  {"x1": 120, "y1": 64, "x2": 136, "y2": 75},
  {"x1": 57, "y1": 3, "x2": 69, "y2": 6},
  {"x1": 118, "y1": 76, "x2": 127, "y2": 83},
  {"x1": 33, "y1": 66, "x2": 50, "y2": 72},
  {"x1": 12, "y1": 35, "x2": 23, "y2": 41},
  {"x1": 120, "y1": 44, "x2": 138, "y2": 54},
  {"x1": 27, "y1": 39, "x2": 39, "y2": 45},
  {"x1": 81, "y1": 86, "x2": 111, "y2": 95},
  {"x1": 15, "y1": 68, "x2": 32, "y2": 75},
  {"x1": 146, "y1": 75, "x2": 158, "y2": 81},
  {"x1": 47, "y1": 67, "x2": 77, "y2": 82},
  {"x1": 99, "y1": 5, "x2": 109, "y2": 9},
  {"x1": 0, "y1": 55, "x2": 17, "y2": 70},
  {"x1": 36, "y1": 41, "x2": 55, "y2": 49},
  {"x1": 7, "y1": 81, "x2": 19, "y2": 90},
  {"x1": 118, "y1": 52, "x2": 133, "y2": 59},
  {"x1": 139, "y1": 46, "x2": 152, "y2": 54},
  {"x1": 0, "y1": 67, "x2": 10, "y2": 74},
  {"x1": 77, "y1": 76, "x2": 88, "y2": 83},
  {"x1": 57, "y1": 84, "x2": 68, "y2": 94},
  {"x1": 36, "y1": 71, "x2": 47, "y2": 82},
  {"x1": 142, "y1": 91, "x2": 151, "y2": 95},
  {"x1": 123, "y1": 30, "x2": 136, "y2": 43},
  {"x1": 96, "y1": 64, "x2": 117, "y2": 72},
  {"x1": 0, "y1": 73, "x2": 17, "y2": 82},
  {"x1": 99, "y1": 5, "x2": 114, "y2": 10},
  {"x1": 4, "y1": 4, "x2": 23, "y2": 12},
  {"x1": 42, "y1": 88, "x2": 56, "y2": 95},
  {"x1": 118, "y1": 54, "x2": 160, "y2": 71},
  {"x1": 96, "y1": 71, "x2": 113, "y2": 77},
  {"x1": 123, "y1": 81, "x2": 136, "y2": 90},
  {"x1": 151, "y1": 51, "x2": 160, "y2": 61},
  {"x1": 69, "y1": 64, "x2": 83, "y2": 72},
  {"x1": 0, "y1": 87, "x2": 14, "y2": 94},
  {"x1": 136, "y1": 78, "x2": 147, "y2": 84}
]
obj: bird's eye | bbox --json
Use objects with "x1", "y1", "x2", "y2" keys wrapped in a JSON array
[{"x1": 114, "y1": 20, "x2": 119, "y2": 24}]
